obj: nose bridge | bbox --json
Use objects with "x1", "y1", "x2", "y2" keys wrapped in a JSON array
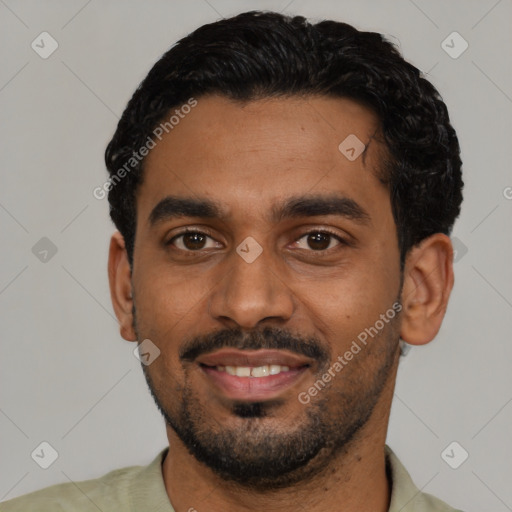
[{"x1": 209, "y1": 241, "x2": 294, "y2": 329}]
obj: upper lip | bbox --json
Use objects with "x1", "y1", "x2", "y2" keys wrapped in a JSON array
[{"x1": 196, "y1": 349, "x2": 313, "y2": 368}]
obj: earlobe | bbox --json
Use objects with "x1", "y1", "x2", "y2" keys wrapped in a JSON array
[
  {"x1": 400, "y1": 234, "x2": 454, "y2": 346},
  {"x1": 108, "y1": 231, "x2": 137, "y2": 342}
]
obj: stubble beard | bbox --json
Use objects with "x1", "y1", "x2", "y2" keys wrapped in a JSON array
[{"x1": 134, "y1": 304, "x2": 400, "y2": 490}]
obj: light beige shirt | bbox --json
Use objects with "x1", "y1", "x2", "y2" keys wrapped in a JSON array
[{"x1": 1, "y1": 445, "x2": 463, "y2": 511}]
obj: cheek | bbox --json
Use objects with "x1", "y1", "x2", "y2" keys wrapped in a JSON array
[
  {"x1": 134, "y1": 263, "x2": 211, "y2": 328},
  {"x1": 297, "y1": 258, "x2": 400, "y2": 344}
]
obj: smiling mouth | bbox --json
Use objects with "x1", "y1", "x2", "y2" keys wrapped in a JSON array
[
  {"x1": 200, "y1": 363, "x2": 301, "y2": 377},
  {"x1": 196, "y1": 349, "x2": 314, "y2": 401}
]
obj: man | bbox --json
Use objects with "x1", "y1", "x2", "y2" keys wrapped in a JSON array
[{"x1": 2, "y1": 10, "x2": 464, "y2": 512}]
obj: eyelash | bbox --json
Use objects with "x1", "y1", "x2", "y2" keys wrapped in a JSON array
[{"x1": 166, "y1": 228, "x2": 348, "y2": 253}]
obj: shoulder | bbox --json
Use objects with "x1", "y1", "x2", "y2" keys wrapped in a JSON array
[
  {"x1": 385, "y1": 445, "x2": 465, "y2": 512},
  {"x1": 0, "y1": 465, "x2": 139, "y2": 512},
  {"x1": 0, "y1": 450, "x2": 169, "y2": 512},
  {"x1": 411, "y1": 490, "x2": 465, "y2": 512}
]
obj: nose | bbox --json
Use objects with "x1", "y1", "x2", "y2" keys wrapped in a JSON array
[{"x1": 208, "y1": 243, "x2": 295, "y2": 329}]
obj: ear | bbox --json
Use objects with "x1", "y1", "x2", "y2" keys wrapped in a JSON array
[
  {"x1": 108, "y1": 231, "x2": 137, "y2": 342},
  {"x1": 400, "y1": 233, "x2": 454, "y2": 345}
]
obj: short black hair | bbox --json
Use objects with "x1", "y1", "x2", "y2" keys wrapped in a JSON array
[{"x1": 105, "y1": 10, "x2": 463, "y2": 267}]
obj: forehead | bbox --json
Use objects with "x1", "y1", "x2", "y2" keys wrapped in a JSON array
[{"x1": 137, "y1": 94, "x2": 389, "y2": 226}]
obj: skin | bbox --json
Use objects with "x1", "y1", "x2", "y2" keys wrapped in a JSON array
[{"x1": 108, "y1": 95, "x2": 454, "y2": 512}]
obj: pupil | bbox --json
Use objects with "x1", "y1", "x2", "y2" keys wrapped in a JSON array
[
  {"x1": 184, "y1": 233, "x2": 205, "y2": 250},
  {"x1": 308, "y1": 233, "x2": 330, "y2": 250}
]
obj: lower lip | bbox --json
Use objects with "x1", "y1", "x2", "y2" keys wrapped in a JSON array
[{"x1": 200, "y1": 365, "x2": 309, "y2": 401}]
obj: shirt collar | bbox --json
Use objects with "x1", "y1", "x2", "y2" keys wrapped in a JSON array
[
  {"x1": 140, "y1": 445, "x2": 457, "y2": 512},
  {"x1": 385, "y1": 444, "x2": 458, "y2": 511}
]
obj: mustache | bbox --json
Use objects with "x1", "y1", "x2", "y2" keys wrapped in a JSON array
[{"x1": 179, "y1": 326, "x2": 330, "y2": 364}]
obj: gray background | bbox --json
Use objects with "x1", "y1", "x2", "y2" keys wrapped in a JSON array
[{"x1": 1, "y1": 0, "x2": 511, "y2": 510}]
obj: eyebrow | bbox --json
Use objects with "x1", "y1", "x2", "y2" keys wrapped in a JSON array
[{"x1": 148, "y1": 194, "x2": 371, "y2": 227}]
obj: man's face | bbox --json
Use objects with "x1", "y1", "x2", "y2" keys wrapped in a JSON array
[{"x1": 131, "y1": 95, "x2": 402, "y2": 487}]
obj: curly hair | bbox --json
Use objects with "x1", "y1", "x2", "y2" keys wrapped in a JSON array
[{"x1": 105, "y1": 10, "x2": 463, "y2": 268}]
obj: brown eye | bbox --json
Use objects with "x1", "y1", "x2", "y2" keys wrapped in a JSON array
[
  {"x1": 307, "y1": 233, "x2": 331, "y2": 250},
  {"x1": 168, "y1": 231, "x2": 219, "y2": 251},
  {"x1": 181, "y1": 232, "x2": 207, "y2": 250},
  {"x1": 295, "y1": 231, "x2": 344, "y2": 251}
]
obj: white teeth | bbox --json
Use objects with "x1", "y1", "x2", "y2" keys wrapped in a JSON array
[
  {"x1": 251, "y1": 365, "x2": 269, "y2": 377},
  {"x1": 217, "y1": 364, "x2": 291, "y2": 377},
  {"x1": 269, "y1": 364, "x2": 281, "y2": 375},
  {"x1": 235, "y1": 366, "x2": 251, "y2": 377}
]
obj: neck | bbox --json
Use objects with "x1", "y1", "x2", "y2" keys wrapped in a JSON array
[{"x1": 162, "y1": 398, "x2": 394, "y2": 512}]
